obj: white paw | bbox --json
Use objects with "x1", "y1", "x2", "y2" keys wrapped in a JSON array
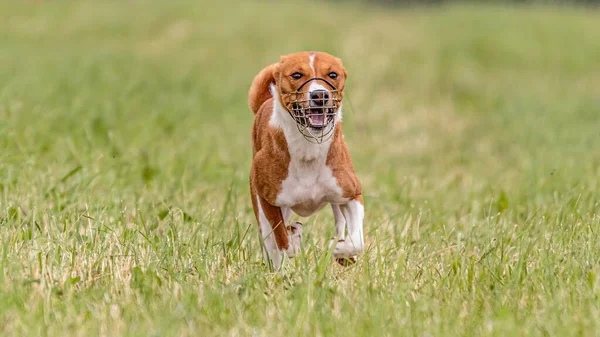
[
  {"x1": 333, "y1": 239, "x2": 357, "y2": 256},
  {"x1": 331, "y1": 239, "x2": 358, "y2": 266},
  {"x1": 285, "y1": 222, "x2": 302, "y2": 257}
]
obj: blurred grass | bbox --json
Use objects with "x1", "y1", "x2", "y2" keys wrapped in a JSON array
[{"x1": 1, "y1": 0, "x2": 599, "y2": 336}]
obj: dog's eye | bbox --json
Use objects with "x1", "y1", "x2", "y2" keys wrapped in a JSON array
[
  {"x1": 291, "y1": 72, "x2": 303, "y2": 79},
  {"x1": 328, "y1": 72, "x2": 338, "y2": 79}
]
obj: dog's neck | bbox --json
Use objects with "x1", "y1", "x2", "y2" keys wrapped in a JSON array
[{"x1": 269, "y1": 84, "x2": 342, "y2": 162}]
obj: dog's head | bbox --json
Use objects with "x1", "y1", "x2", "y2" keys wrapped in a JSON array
[{"x1": 273, "y1": 52, "x2": 347, "y2": 143}]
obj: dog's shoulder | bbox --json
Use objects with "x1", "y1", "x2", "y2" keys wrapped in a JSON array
[
  {"x1": 252, "y1": 97, "x2": 289, "y2": 156},
  {"x1": 252, "y1": 98, "x2": 273, "y2": 152},
  {"x1": 251, "y1": 98, "x2": 291, "y2": 203},
  {"x1": 327, "y1": 125, "x2": 362, "y2": 199}
]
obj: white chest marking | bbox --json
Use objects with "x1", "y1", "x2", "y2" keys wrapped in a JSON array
[
  {"x1": 277, "y1": 153, "x2": 345, "y2": 216},
  {"x1": 269, "y1": 84, "x2": 346, "y2": 216}
]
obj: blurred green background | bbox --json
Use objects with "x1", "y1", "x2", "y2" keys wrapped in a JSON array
[{"x1": 1, "y1": 1, "x2": 599, "y2": 336}]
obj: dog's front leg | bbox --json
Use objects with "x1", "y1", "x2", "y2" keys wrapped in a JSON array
[
  {"x1": 328, "y1": 204, "x2": 346, "y2": 250},
  {"x1": 255, "y1": 196, "x2": 302, "y2": 270},
  {"x1": 332, "y1": 196, "x2": 365, "y2": 264},
  {"x1": 281, "y1": 207, "x2": 303, "y2": 258}
]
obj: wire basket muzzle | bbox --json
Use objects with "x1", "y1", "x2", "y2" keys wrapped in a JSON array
[{"x1": 281, "y1": 77, "x2": 341, "y2": 144}]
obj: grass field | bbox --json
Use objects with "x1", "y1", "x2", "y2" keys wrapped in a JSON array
[{"x1": 1, "y1": 0, "x2": 600, "y2": 336}]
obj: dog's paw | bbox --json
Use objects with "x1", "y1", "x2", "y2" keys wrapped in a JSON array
[
  {"x1": 285, "y1": 222, "x2": 302, "y2": 257},
  {"x1": 336, "y1": 255, "x2": 357, "y2": 266},
  {"x1": 330, "y1": 238, "x2": 358, "y2": 266}
]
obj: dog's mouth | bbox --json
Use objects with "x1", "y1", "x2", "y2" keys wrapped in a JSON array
[
  {"x1": 309, "y1": 113, "x2": 326, "y2": 129},
  {"x1": 306, "y1": 108, "x2": 335, "y2": 129},
  {"x1": 290, "y1": 105, "x2": 336, "y2": 129}
]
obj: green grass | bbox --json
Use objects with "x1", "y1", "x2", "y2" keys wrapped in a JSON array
[{"x1": 1, "y1": 0, "x2": 600, "y2": 336}]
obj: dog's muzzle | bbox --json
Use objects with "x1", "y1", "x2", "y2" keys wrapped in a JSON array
[{"x1": 280, "y1": 77, "x2": 340, "y2": 144}]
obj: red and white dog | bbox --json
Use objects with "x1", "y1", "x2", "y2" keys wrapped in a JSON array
[{"x1": 248, "y1": 51, "x2": 364, "y2": 269}]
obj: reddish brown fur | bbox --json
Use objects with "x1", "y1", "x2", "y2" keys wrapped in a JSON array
[
  {"x1": 326, "y1": 125, "x2": 362, "y2": 200},
  {"x1": 248, "y1": 52, "x2": 361, "y2": 252},
  {"x1": 248, "y1": 63, "x2": 277, "y2": 115}
]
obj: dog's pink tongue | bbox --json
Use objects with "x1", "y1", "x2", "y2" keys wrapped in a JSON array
[{"x1": 311, "y1": 114, "x2": 325, "y2": 126}]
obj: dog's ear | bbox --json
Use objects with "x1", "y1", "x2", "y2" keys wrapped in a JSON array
[
  {"x1": 335, "y1": 57, "x2": 347, "y2": 79},
  {"x1": 272, "y1": 62, "x2": 281, "y2": 84},
  {"x1": 333, "y1": 57, "x2": 348, "y2": 79},
  {"x1": 273, "y1": 55, "x2": 287, "y2": 84},
  {"x1": 248, "y1": 63, "x2": 279, "y2": 114}
]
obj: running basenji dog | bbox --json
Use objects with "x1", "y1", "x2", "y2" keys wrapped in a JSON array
[{"x1": 248, "y1": 51, "x2": 364, "y2": 269}]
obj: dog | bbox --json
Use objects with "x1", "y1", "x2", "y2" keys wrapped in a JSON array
[{"x1": 248, "y1": 51, "x2": 364, "y2": 269}]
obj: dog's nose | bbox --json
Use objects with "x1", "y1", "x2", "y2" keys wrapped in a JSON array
[{"x1": 310, "y1": 90, "x2": 329, "y2": 106}]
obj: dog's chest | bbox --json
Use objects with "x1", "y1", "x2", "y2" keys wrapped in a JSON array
[
  {"x1": 269, "y1": 99, "x2": 347, "y2": 215},
  {"x1": 275, "y1": 152, "x2": 345, "y2": 216}
]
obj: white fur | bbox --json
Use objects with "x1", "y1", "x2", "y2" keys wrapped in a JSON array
[
  {"x1": 333, "y1": 200, "x2": 364, "y2": 258},
  {"x1": 328, "y1": 204, "x2": 347, "y2": 251},
  {"x1": 281, "y1": 207, "x2": 292, "y2": 223},
  {"x1": 308, "y1": 81, "x2": 328, "y2": 93},
  {"x1": 278, "y1": 154, "x2": 345, "y2": 217},
  {"x1": 331, "y1": 204, "x2": 346, "y2": 240},
  {"x1": 309, "y1": 53, "x2": 316, "y2": 74},
  {"x1": 286, "y1": 222, "x2": 303, "y2": 258}
]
